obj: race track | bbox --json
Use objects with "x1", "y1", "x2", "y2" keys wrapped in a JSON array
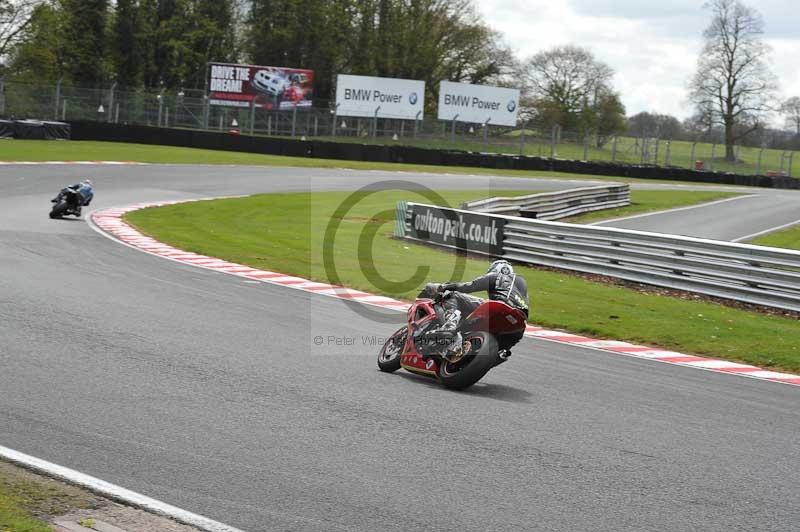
[{"x1": 1, "y1": 165, "x2": 799, "y2": 532}]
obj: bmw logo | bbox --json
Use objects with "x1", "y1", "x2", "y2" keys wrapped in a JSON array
[
  {"x1": 507, "y1": 100, "x2": 517, "y2": 112},
  {"x1": 409, "y1": 93, "x2": 418, "y2": 105}
]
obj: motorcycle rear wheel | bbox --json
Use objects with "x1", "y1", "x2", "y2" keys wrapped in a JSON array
[
  {"x1": 437, "y1": 331, "x2": 498, "y2": 390},
  {"x1": 378, "y1": 327, "x2": 406, "y2": 373}
]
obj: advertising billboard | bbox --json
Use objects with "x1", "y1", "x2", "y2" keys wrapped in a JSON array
[
  {"x1": 335, "y1": 74, "x2": 425, "y2": 119},
  {"x1": 208, "y1": 62, "x2": 313, "y2": 110},
  {"x1": 437, "y1": 81, "x2": 520, "y2": 127}
]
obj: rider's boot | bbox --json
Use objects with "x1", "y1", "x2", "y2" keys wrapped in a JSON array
[{"x1": 424, "y1": 309, "x2": 462, "y2": 357}]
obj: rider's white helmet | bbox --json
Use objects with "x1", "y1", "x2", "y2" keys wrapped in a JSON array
[
  {"x1": 488, "y1": 259, "x2": 513, "y2": 275},
  {"x1": 82, "y1": 179, "x2": 93, "y2": 187}
]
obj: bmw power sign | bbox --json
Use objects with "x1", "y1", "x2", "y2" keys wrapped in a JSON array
[
  {"x1": 437, "y1": 80, "x2": 521, "y2": 127},
  {"x1": 336, "y1": 74, "x2": 426, "y2": 119}
]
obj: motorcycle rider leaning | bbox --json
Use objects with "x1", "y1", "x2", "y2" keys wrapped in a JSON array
[
  {"x1": 421, "y1": 259, "x2": 529, "y2": 358},
  {"x1": 52, "y1": 179, "x2": 94, "y2": 215}
]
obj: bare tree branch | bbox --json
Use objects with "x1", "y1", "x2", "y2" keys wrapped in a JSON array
[{"x1": 689, "y1": 0, "x2": 777, "y2": 161}]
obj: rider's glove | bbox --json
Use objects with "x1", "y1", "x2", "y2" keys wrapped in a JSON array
[{"x1": 440, "y1": 283, "x2": 457, "y2": 292}]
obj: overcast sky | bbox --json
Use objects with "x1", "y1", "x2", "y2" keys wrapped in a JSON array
[{"x1": 475, "y1": 0, "x2": 800, "y2": 120}]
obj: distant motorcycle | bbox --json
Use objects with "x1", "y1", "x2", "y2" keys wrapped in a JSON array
[
  {"x1": 49, "y1": 187, "x2": 82, "y2": 218},
  {"x1": 377, "y1": 291, "x2": 527, "y2": 390}
]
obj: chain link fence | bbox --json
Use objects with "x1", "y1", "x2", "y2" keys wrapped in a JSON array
[{"x1": 1, "y1": 80, "x2": 795, "y2": 177}]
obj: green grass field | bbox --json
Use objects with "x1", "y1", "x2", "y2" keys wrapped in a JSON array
[
  {"x1": 750, "y1": 224, "x2": 800, "y2": 250},
  {"x1": 125, "y1": 189, "x2": 800, "y2": 372}
]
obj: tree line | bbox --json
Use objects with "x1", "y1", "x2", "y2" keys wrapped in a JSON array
[{"x1": 0, "y1": 0, "x2": 798, "y2": 155}]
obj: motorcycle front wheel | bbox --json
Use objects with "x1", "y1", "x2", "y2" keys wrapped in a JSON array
[
  {"x1": 378, "y1": 327, "x2": 407, "y2": 373},
  {"x1": 49, "y1": 201, "x2": 68, "y2": 219},
  {"x1": 437, "y1": 331, "x2": 498, "y2": 390}
]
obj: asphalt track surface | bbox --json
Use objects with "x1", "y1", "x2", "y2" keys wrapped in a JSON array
[{"x1": 1, "y1": 164, "x2": 799, "y2": 532}]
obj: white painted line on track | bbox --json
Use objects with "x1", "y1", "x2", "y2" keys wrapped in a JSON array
[
  {"x1": 0, "y1": 445, "x2": 247, "y2": 532},
  {"x1": 731, "y1": 218, "x2": 800, "y2": 243},
  {"x1": 588, "y1": 194, "x2": 758, "y2": 225}
]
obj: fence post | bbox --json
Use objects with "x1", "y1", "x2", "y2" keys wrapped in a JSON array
[
  {"x1": 611, "y1": 136, "x2": 617, "y2": 161},
  {"x1": 164, "y1": 107, "x2": 169, "y2": 127},
  {"x1": 450, "y1": 115, "x2": 459, "y2": 143},
  {"x1": 550, "y1": 124, "x2": 558, "y2": 158},
  {"x1": 787, "y1": 153, "x2": 794, "y2": 178},
  {"x1": 267, "y1": 114, "x2": 272, "y2": 136},
  {"x1": 291, "y1": 103, "x2": 298, "y2": 137},
  {"x1": 203, "y1": 95, "x2": 210, "y2": 129},
  {"x1": 372, "y1": 106, "x2": 381, "y2": 138},
  {"x1": 107, "y1": 82, "x2": 117, "y2": 123},
  {"x1": 710, "y1": 143, "x2": 716, "y2": 172},
  {"x1": 115, "y1": 102, "x2": 120, "y2": 124},
  {"x1": 157, "y1": 92, "x2": 164, "y2": 127},
  {"x1": 54, "y1": 78, "x2": 63, "y2": 120},
  {"x1": 583, "y1": 132, "x2": 590, "y2": 161},
  {"x1": 249, "y1": 99, "x2": 256, "y2": 135},
  {"x1": 519, "y1": 121, "x2": 526, "y2": 155},
  {"x1": 690, "y1": 142, "x2": 697, "y2": 170},
  {"x1": 757, "y1": 147, "x2": 764, "y2": 175},
  {"x1": 331, "y1": 103, "x2": 339, "y2": 137},
  {"x1": 665, "y1": 139, "x2": 672, "y2": 166},
  {"x1": 640, "y1": 136, "x2": 647, "y2": 164},
  {"x1": 61, "y1": 99, "x2": 67, "y2": 121},
  {"x1": 483, "y1": 118, "x2": 490, "y2": 150},
  {"x1": 414, "y1": 110, "x2": 421, "y2": 138},
  {"x1": 653, "y1": 138, "x2": 660, "y2": 165},
  {"x1": 0, "y1": 79, "x2": 5, "y2": 116}
]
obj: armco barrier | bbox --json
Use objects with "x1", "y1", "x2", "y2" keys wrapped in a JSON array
[
  {"x1": 67, "y1": 121, "x2": 799, "y2": 190},
  {"x1": 397, "y1": 201, "x2": 800, "y2": 313},
  {"x1": 462, "y1": 184, "x2": 631, "y2": 219}
]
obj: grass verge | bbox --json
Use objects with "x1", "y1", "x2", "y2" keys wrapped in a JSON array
[
  {"x1": 125, "y1": 190, "x2": 800, "y2": 373},
  {"x1": 0, "y1": 140, "x2": 732, "y2": 187},
  {"x1": 0, "y1": 461, "x2": 101, "y2": 531},
  {"x1": 749, "y1": 224, "x2": 800, "y2": 251}
]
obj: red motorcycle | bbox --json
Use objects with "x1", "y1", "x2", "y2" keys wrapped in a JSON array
[{"x1": 377, "y1": 291, "x2": 527, "y2": 390}]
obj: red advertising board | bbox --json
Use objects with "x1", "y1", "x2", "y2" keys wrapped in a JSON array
[{"x1": 208, "y1": 62, "x2": 313, "y2": 110}]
